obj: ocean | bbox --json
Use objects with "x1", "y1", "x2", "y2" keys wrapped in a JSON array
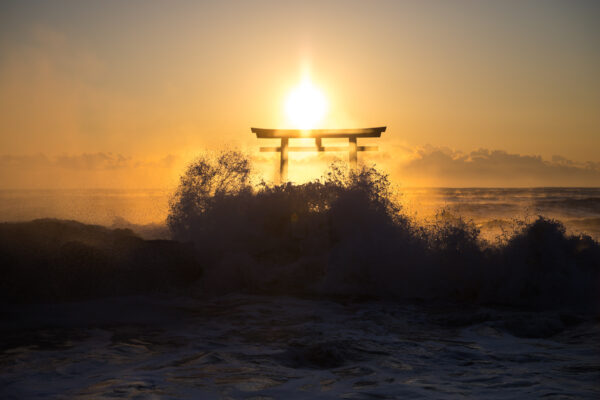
[
  {"x1": 1, "y1": 187, "x2": 599, "y2": 240},
  {"x1": 2, "y1": 295, "x2": 599, "y2": 399},
  {"x1": 1, "y1": 186, "x2": 599, "y2": 399}
]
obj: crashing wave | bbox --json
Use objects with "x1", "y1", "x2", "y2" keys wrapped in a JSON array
[{"x1": 165, "y1": 151, "x2": 600, "y2": 311}]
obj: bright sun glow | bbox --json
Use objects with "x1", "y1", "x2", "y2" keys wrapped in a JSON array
[{"x1": 285, "y1": 78, "x2": 328, "y2": 129}]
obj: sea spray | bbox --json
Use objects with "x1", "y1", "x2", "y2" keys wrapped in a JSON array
[{"x1": 165, "y1": 151, "x2": 600, "y2": 310}]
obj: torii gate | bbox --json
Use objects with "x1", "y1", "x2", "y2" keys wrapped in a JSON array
[{"x1": 251, "y1": 127, "x2": 386, "y2": 182}]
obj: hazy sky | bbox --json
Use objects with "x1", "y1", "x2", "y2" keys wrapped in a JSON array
[{"x1": 1, "y1": 0, "x2": 599, "y2": 187}]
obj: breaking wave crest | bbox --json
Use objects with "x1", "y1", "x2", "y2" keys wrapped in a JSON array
[
  {"x1": 166, "y1": 151, "x2": 600, "y2": 311},
  {"x1": 1, "y1": 151, "x2": 598, "y2": 311}
]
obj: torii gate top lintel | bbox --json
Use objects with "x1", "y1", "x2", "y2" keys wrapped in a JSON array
[
  {"x1": 252, "y1": 126, "x2": 386, "y2": 182},
  {"x1": 251, "y1": 126, "x2": 386, "y2": 139}
]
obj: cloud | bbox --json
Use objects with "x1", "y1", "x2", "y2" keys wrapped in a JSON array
[
  {"x1": 0, "y1": 148, "x2": 599, "y2": 189},
  {"x1": 0, "y1": 152, "x2": 181, "y2": 171},
  {"x1": 0, "y1": 153, "x2": 129, "y2": 171},
  {"x1": 55, "y1": 153, "x2": 131, "y2": 170},
  {"x1": 0, "y1": 154, "x2": 52, "y2": 169},
  {"x1": 396, "y1": 147, "x2": 600, "y2": 187},
  {"x1": 249, "y1": 144, "x2": 600, "y2": 187},
  {"x1": 0, "y1": 153, "x2": 181, "y2": 189}
]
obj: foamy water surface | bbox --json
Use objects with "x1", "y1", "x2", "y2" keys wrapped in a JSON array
[{"x1": 2, "y1": 295, "x2": 599, "y2": 399}]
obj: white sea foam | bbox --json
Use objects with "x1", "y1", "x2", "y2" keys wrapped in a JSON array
[{"x1": 1, "y1": 295, "x2": 598, "y2": 399}]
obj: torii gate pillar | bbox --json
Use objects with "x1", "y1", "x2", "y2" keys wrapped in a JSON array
[{"x1": 280, "y1": 137, "x2": 289, "y2": 182}]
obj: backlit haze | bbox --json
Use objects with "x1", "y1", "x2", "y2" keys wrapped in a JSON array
[{"x1": 1, "y1": 0, "x2": 599, "y2": 188}]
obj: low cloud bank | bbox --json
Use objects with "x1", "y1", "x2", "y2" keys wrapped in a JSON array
[
  {"x1": 0, "y1": 147, "x2": 599, "y2": 189},
  {"x1": 0, "y1": 152, "x2": 178, "y2": 171},
  {"x1": 396, "y1": 146, "x2": 600, "y2": 187},
  {"x1": 0, "y1": 153, "x2": 180, "y2": 189}
]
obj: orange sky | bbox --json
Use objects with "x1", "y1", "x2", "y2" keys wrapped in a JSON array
[{"x1": 1, "y1": 1, "x2": 599, "y2": 188}]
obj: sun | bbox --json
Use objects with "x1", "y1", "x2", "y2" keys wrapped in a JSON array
[{"x1": 285, "y1": 78, "x2": 328, "y2": 129}]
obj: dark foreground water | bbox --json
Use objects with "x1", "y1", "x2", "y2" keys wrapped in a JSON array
[{"x1": 2, "y1": 295, "x2": 599, "y2": 399}]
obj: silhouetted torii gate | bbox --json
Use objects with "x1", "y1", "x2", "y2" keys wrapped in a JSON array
[{"x1": 251, "y1": 127, "x2": 386, "y2": 182}]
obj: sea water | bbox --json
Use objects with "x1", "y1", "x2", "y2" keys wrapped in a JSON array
[
  {"x1": 1, "y1": 295, "x2": 598, "y2": 399},
  {"x1": 1, "y1": 187, "x2": 599, "y2": 399},
  {"x1": 1, "y1": 187, "x2": 598, "y2": 240}
]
